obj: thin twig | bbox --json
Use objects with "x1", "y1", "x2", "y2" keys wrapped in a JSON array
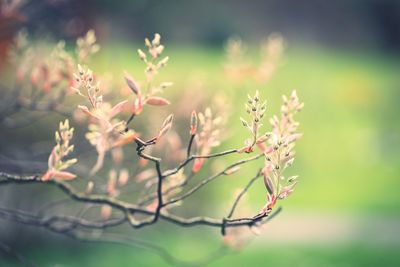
[
  {"x1": 163, "y1": 153, "x2": 263, "y2": 206},
  {"x1": 226, "y1": 169, "x2": 262, "y2": 219},
  {"x1": 162, "y1": 149, "x2": 239, "y2": 177},
  {"x1": 0, "y1": 171, "x2": 278, "y2": 229},
  {"x1": 187, "y1": 134, "x2": 196, "y2": 157}
]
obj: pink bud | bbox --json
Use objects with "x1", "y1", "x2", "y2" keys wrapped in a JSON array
[
  {"x1": 110, "y1": 100, "x2": 128, "y2": 118},
  {"x1": 192, "y1": 158, "x2": 204, "y2": 173},
  {"x1": 133, "y1": 96, "x2": 143, "y2": 115},
  {"x1": 190, "y1": 110, "x2": 198, "y2": 135},
  {"x1": 157, "y1": 114, "x2": 174, "y2": 139}
]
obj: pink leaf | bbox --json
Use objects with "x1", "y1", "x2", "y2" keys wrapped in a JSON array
[
  {"x1": 133, "y1": 96, "x2": 144, "y2": 115},
  {"x1": 124, "y1": 72, "x2": 141, "y2": 95},
  {"x1": 78, "y1": 105, "x2": 99, "y2": 119},
  {"x1": 52, "y1": 171, "x2": 77, "y2": 180},
  {"x1": 278, "y1": 182, "x2": 297, "y2": 200},
  {"x1": 111, "y1": 132, "x2": 137, "y2": 148},
  {"x1": 110, "y1": 100, "x2": 128, "y2": 118},
  {"x1": 145, "y1": 96, "x2": 170, "y2": 106},
  {"x1": 157, "y1": 114, "x2": 174, "y2": 139},
  {"x1": 47, "y1": 148, "x2": 57, "y2": 169},
  {"x1": 263, "y1": 175, "x2": 274, "y2": 195}
]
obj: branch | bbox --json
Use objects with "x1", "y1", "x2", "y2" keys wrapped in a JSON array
[
  {"x1": 0, "y1": 207, "x2": 126, "y2": 232},
  {"x1": 0, "y1": 171, "x2": 279, "y2": 229},
  {"x1": 163, "y1": 153, "x2": 263, "y2": 206},
  {"x1": 0, "y1": 207, "x2": 227, "y2": 267},
  {"x1": 162, "y1": 149, "x2": 239, "y2": 177},
  {"x1": 226, "y1": 169, "x2": 263, "y2": 219},
  {"x1": 186, "y1": 134, "x2": 196, "y2": 157},
  {"x1": 134, "y1": 140, "x2": 164, "y2": 226}
]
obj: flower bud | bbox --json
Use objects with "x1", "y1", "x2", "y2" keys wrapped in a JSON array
[{"x1": 190, "y1": 110, "x2": 198, "y2": 135}]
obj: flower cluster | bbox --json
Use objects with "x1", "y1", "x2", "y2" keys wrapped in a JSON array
[
  {"x1": 192, "y1": 108, "x2": 222, "y2": 173},
  {"x1": 125, "y1": 33, "x2": 173, "y2": 116},
  {"x1": 73, "y1": 64, "x2": 102, "y2": 107},
  {"x1": 73, "y1": 65, "x2": 136, "y2": 175},
  {"x1": 76, "y1": 30, "x2": 100, "y2": 63},
  {"x1": 141, "y1": 33, "x2": 169, "y2": 80},
  {"x1": 15, "y1": 32, "x2": 304, "y2": 258},
  {"x1": 42, "y1": 119, "x2": 77, "y2": 181},
  {"x1": 260, "y1": 90, "x2": 304, "y2": 214},
  {"x1": 10, "y1": 30, "x2": 99, "y2": 96},
  {"x1": 224, "y1": 34, "x2": 285, "y2": 83},
  {"x1": 239, "y1": 90, "x2": 269, "y2": 153}
]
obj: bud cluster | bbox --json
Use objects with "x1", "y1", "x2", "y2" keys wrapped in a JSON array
[
  {"x1": 125, "y1": 33, "x2": 172, "y2": 115},
  {"x1": 138, "y1": 33, "x2": 170, "y2": 83},
  {"x1": 42, "y1": 119, "x2": 77, "y2": 181},
  {"x1": 224, "y1": 34, "x2": 285, "y2": 83},
  {"x1": 239, "y1": 90, "x2": 269, "y2": 153},
  {"x1": 261, "y1": 90, "x2": 303, "y2": 214},
  {"x1": 76, "y1": 30, "x2": 100, "y2": 63},
  {"x1": 192, "y1": 108, "x2": 222, "y2": 173},
  {"x1": 73, "y1": 65, "x2": 102, "y2": 108}
]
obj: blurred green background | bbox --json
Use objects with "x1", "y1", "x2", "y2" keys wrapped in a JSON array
[{"x1": 1, "y1": 0, "x2": 400, "y2": 266}]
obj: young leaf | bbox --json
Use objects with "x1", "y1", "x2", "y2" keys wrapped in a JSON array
[
  {"x1": 157, "y1": 114, "x2": 174, "y2": 139},
  {"x1": 52, "y1": 171, "x2": 77, "y2": 181},
  {"x1": 124, "y1": 72, "x2": 141, "y2": 95},
  {"x1": 110, "y1": 100, "x2": 128, "y2": 118},
  {"x1": 190, "y1": 110, "x2": 198, "y2": 135},
  {"x1": 146, "y1": 96, "x2": 170, "y2": 106},
  {"x1": 263, "y1": 175, "x2": 274, "y2": 195}
]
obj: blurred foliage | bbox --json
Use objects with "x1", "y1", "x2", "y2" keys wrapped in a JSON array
[{"x1": 2, "y1": 242, "x2": 400, "y2": 267}]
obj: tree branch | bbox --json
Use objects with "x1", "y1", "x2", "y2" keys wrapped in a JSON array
[
  {"x1": 0, "y1": 171, "x2": 279, "y2": 229},
  {"x1": 226, "y1": 169, "x2": 263, "y2": 219},
  {"x1": 163, "y1": 153, "x2": 263, "y2": 206}
]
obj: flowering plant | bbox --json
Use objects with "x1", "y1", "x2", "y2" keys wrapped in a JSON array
[{"x1": 0, "y1": 31, "x2": 303, "y2": 265}]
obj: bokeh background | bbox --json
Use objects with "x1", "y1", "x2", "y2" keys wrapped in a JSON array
[{"x1": 1, "y1": 0, "x2": 400, "y2": 266}]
